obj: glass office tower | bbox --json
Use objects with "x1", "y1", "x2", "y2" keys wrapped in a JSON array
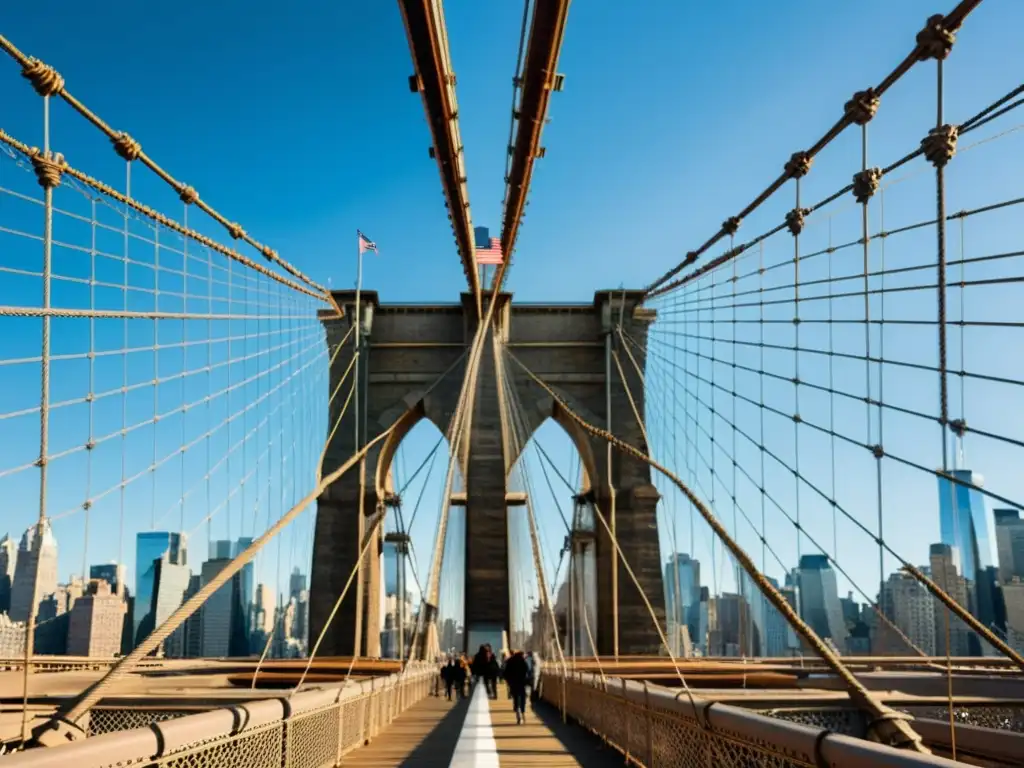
[
  {"x1": 937, "y1": 469, "x2": 997, "y2": 638},
  {"x1": 133, "y1": 532, "x2": 186, "y2": 646}
]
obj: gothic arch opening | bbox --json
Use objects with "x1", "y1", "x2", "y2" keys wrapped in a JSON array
[
  {"x1": 376, "y1": 416, "x2": 461, "y2": 659},
  {"x1": 506, "y1": 417, "x2": 595, "y2": 657}
]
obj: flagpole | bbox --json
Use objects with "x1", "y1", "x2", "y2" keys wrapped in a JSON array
[{"x1": 354, "y1": 231, "x2": 363, "y2": 451}]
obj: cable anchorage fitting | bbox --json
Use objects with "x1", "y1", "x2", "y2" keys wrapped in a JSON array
[
  {"x1": 852, "y1": 167, "x2": 882, "y2": 204},
  {"x1": 30, "y1": 149, "x2": 67, "y2": 189},
  {"x1": 722, "y1": 216, "x2": 741, "y2": 237},
  {"x1": 785, "y1": 207, "x2": 809, "y2": 237},
  {"x1": 921, "y1": 124, "x2": 958, "y2": 168},
  {"x1": 178, "y1": 184, "x2": 199, "y2": 205},
  {"x1": 916, "y1": 14, "x2": 956, "y2": 61},
  {"x1": 784, "y1": 151, "x2": 812, "y2": 179},
  {"x1": 111, "y1": 132, "x2": 142, "y2": 162},
  {"x1": 845, "y1": 88, "x2": 880, "y2": 126},
  {"x1": 21, "y1": 58, "x2": 64, "y2": 97}
]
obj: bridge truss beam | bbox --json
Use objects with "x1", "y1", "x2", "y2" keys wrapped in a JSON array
[
  {"x1": 397, "y1": 0, "x2": 481, "y2": 309},
  {"x1": 499, "y1": 0, "x2": 570, "y2": 274}
]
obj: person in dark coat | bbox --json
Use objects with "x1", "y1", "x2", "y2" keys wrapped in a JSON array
[
  {"x1": 453, "y1": 655, "x2": 468, "y2": 699},
  {"x1": 485, "y1": 650, "x2": 501, "y2": 699},
  {"x1": 471, "y1": 645, "x2": 488, "y2": 685},
  {"x1": 441, "y1": 657, "x2": 459, "y2": 701},
  {"x1": 502, "y1": 650, "x2": 531, "y2": 724}
]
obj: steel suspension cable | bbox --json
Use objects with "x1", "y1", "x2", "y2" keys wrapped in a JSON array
[{"x1": 507, "y1": 350, "x2": 932, "y2": 753}]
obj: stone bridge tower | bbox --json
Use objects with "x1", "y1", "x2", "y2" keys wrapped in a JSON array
[{"x1": 310, "y1": 289, "x2": 666, "y2": 657}]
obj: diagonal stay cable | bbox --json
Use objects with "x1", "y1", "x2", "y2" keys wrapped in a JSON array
[
  {"x1": 0, "y1": 39, "x2": 335, "y2": 311},
  {"x1": 503, "y1": 343, "x2": 697, "y2": 706},
  {"x1": 621, "y1": 325, "x2": 931, "y2": 662},
  {"x1": 295, "y1": 344, "x2": 477, "y2": 689},
  {"x1": 40, "y1": 328, "x2": 410, "y2": 741},
  {"x1": 506, "y1": 349, "x2": 932, "y2": 753},
  {"x1": 496, "y1": 343, "x2": 572, "y2": 687}
]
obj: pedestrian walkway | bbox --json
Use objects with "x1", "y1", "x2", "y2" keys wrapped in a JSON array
[
  {"x1": 487, "y1": 691, "x2": 623, "y2": 766},
  {"x1": 344, "y1": 680, "x2": 623, "y2": 766},
  {"x1": 343, "y1": 690, "x2": 469, "y2": 766}
]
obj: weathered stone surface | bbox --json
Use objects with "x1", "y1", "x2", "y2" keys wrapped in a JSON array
[{"x1": 310, "y1": 290, "x2": 666, "y2": 657}]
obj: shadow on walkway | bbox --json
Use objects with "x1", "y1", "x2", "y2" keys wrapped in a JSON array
[
  {"x1": 399, "y1": 695, "x2": 471, "y2": 767},
  {"x1": 489, "y1": 695, "x2": 624, "y2": 766},
  {"x1": 343, "y1": 693, "x2": 470, "y2": 767}
]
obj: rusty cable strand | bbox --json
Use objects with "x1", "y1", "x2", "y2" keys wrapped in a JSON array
[
  {"x1": 494, "y1": 350, "x2": 573, "y2": 682},
  {"x1": 640, "y1": 326, "x2": 1024, "y2": 670},
  {"x1": 648, "y1": 325, "x2": 1024, "y2": 518},
  {"x1": 644, "y1": 0, "x2": 984, "y2": 297},
  {"x1": 654, "y1": 121, "x2": 1024, "y2": 304},
  {"x1": 39, "y1": 425, "x2": 398, "y2": 737},
  {"x1": 586, "y1": 343, "x2": 715, "y2": 713},
  {"x1": 506, "y1": 351, "x2": 935, "y2": 753},
  {"x1": 647, "y1": 131, "x2": 1009, "y2": 301},
  {"x1": 618, "y1": 327, "x2": 933, "y2": 663},
  {"x1": 406, "y1": 319, "x2": 495, "y2": 663},
  {"x1": 659, "y1": 221, "x2": 1024, "y2": 317},
  {"x1": 38, "y1": 335, "x2": 469, "y2": 739},
  {"x1": 0, "y1": 35, "x2": 329, "y2": 302},
  {"x1": 0, "y1": 129, "x2": 328, "y2": 305}
]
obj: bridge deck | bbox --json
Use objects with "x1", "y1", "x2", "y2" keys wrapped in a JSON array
[{"x1": 344, "y1": 682, "x2": 620, "y2": 766}]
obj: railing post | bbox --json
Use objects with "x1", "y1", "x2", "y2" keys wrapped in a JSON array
[
  {"x1": 561, "y1": 672, "x2": 567, "y2": 723},
  {"x1": 366, "y1": 678, "x2": 376, "y2": 743},
  {"x1": 342, "y1": 700, "x2": 350, "y2": 765},
  {"x1": 622, "y1": 678, "x2": 631, "y2": 762},
  {"x1": 644, "y1": 681, "x2": 654, "y2": 767}
]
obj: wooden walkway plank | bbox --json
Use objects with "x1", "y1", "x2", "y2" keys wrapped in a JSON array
[
  {"x1": 340, "y1": 682, "x2": 621, "y2": 766},
  {"x1": 487, "y1": 690, "x2": 624, "y2": 767},
  {"x1": 342, "y1": 691, "x2": 469, "y2": 766}
]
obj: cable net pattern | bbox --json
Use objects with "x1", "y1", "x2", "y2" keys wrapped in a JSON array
[
  {"x1": 641, "y1": 16, "x2": 1024, "y2": 663},
  {"x1": 0, "y1": 110, "x2": 329, "y2": 664}
]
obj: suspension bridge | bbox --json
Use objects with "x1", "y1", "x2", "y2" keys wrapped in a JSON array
[{"x1": 1, "y1": 0, "x2": 1024, "y2": 765}]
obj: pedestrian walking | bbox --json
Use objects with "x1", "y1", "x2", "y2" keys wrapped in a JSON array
[{"x1": 502, "y1": 650, "x2": 530, "y2": 724}]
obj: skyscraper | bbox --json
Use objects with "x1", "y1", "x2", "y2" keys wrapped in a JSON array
[
  {"x1": 232, "y1": 538, "x2": 255, "y2": 646},
  {"x1": 994, "y1": 509, "x2": 1024, "y2": 583},
  {"x1": 1002, "y1": 578, "x2": 1024, "y2": 655},
  {"x1": 133, "y1": 532, "x2": 187, "y2": 648},
  {"x1": 937, "y1": 470, "x2": 997, "y2": 629},
  {"x1": 759, "y1": 576, "x2": 791, "y2": 657},
  {"x1": 9, "y1": 520, "x2": 58, "y2": 623},
  {"x1": 199, "y1": 558, "x2": 248, "y2": 657},
  {"x1": 383, "y1": 540, "x2": 400, "y2": 597},
  {"x1": 796, "y1": 555, "x2": 848, "y2": 646},
  {"x1": 880, "y1": 572, "x2": 936, "y2": 655},
  {"x1": 67, "y1": 579, "x2": 126, "y2": 657},
  {"x1": 664, "y1": 553, "x2": 700, "y2": 656},
  {"x1": 928, "y1": 543, "x2": 972, "y2": 656},
  {"x1": 0, "y1": 534, "x2": 16, "y2": 615},
  {"x1": 289, "y1": 568, "x2": 307, "y2": 599},
  {"x1": 90, "y1": 563, "x2": 126, "y2": 596},
  {"x1": 151, "y1": 553, "x2": 194, "y2": 657}
]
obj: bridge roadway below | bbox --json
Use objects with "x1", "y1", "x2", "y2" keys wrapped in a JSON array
[{"x1": 346, "y1": 680, "x2": 620, "y2": 767}]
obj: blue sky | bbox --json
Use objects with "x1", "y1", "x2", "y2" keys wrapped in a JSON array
[{"x1": 1, "y1": 1, "x2": 1023, "y2": 642}]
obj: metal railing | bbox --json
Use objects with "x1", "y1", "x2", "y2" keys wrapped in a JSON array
[
  {"x1": 3, "y1": 666, "x2": 434, "y2": 767},
  {"x1": 0, "y1": 658, "x2": 121, "y2": 674},
  {"x1": 540, "y1": 671, "x2": 973, "y2": 767}
]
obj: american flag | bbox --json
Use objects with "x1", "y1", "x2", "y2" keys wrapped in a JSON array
[
  {"x1": 476, "y1": 237, "x2": 503, "y2": 265},
  {"x1": 358, "y1": 230, "x2": 378, "y2": 255}
]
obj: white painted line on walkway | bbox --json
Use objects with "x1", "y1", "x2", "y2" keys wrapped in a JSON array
[{"x1": 449, "y1": 682, "x2": 499, "y2": 768}]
